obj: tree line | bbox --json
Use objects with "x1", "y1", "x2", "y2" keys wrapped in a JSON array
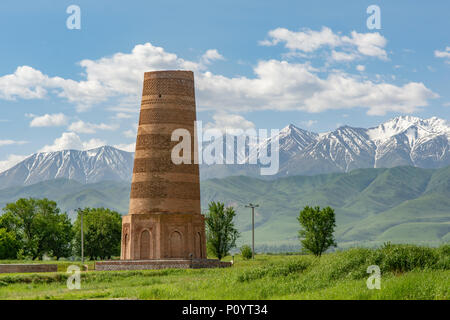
[
  {"x1": 0, "y1": 197, "x2": 337, "y2": 261},
  {"x1": 0, "y1": 198, "x2": 122, "y2": 260}
]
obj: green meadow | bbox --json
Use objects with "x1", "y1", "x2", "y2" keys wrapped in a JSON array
[{"x1": 0, "y1": 244, "x2": 448, "y2": 300}]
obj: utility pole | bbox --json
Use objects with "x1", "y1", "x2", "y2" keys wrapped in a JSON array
[
  {"x1": 79, "y1": 209, "x2": 84, "y2": 264},
  {"x1": 245, "y1": 203, "x2": 259, "y2": 259}
]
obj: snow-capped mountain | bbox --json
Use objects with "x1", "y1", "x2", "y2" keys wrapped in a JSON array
[
  {"x1": 280, "y1": 126, "x2": 376, "y2": 175},
  {"x1": 276, "y1": 116, "x2": 449, "y2": 176},
  {"x1": 0, "y1": 146, "x2": 134, "y2": 188},
  {"x1": 250, "y1": 124, "x2": 319, "y2": 164},
  {"x1": 367, "y1": 116, "x2": 450, "y2": 168},
  {"x1": 0, "y1": 116, "x2": 448, "y2": 188}
]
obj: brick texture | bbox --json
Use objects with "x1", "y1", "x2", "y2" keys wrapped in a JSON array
[
  {"x1": 95, "y1": 259, "x2": 231, "y2": 271},
  {"x1": 0, "y1": 264, "x2": 57, "y2": 274},
  {"x1": 121, "y1": 70, "x2": 207, "y2": 262}
]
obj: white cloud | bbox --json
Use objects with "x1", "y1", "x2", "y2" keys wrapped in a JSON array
[
  {"x1": 113, "y1": 143, "x2": 135, "y2": 152},
  {"x1": 0, "y1": 139, "x2": 28, "y2": 147},
  {"x1": 205, "y1": 112, "x2": 255, "y2": 135},
  {"x1": 68, "y1": 120, "x2": 119, "y2": 134},
  {"x1": 301, "y1": 120, "x2": 317, "y2": 127},
  {"x1": 342, "y1": 31, "x2": 387, "y2": 60},
  {"x1": 123, "y1": 123, "x2": 138, "y2": 138},
  {"x1": 0, "y1": 38, "x2": 436, "y2": 117},
  {"x1": 260, "y1": 27, "x2": 387, "y2": 61},
  {"x1": 201, "y1": 49, "x2": 225, "y2": 65},
  {"x1": 0, "y1": 154, "x2": 29, "y2": 173},
  {"x1": 196, "y1": 59, "x2": 437, "y2": 115},
  {"x1": 0, "y1": 43, "x2": 198, "y2": 111},
  {"x1": 260, "y1": 27, "x2": 341, "y2": 52},
  {"x1": 39, "y1": 132, "x2": 106, "y2": 152},
  {"x1": 435, "y1": 46, "x2": 450, "y2": 63},
  {"x1": 0, "y1": 66, "x2": 59, "y2": 100},
  {"x1": 113, "y1": 112, "x2": 134, "y2": 119},
  {"x1": 29, "y1": 113, "x2": 68, "y2": 127},
  {"x1": 332, "y1": 51, "x2": 358, "y2": 62},
  {"x1": 356, "y1": 65, "x2": 366, "y2": 72}
]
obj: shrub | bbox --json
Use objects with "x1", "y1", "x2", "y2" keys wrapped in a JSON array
[
  {"x1": 240, "y1": 245, "x2": 253, "y2": 260},
  {"x1": 367, "y1": 243, "x2": 440, "y2": 273}
]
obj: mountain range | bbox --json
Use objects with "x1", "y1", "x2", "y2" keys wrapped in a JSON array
[
  {"x1": 1, "y1": 116, "x2": 448, "y2": 188},
  {"x1": 0, "y1": 166, "x2": 448, "y2": 250}
]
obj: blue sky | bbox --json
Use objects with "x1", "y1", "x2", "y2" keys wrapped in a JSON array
[{"x1": 0, "y1": 0, "x2": 449, "y2": 170}]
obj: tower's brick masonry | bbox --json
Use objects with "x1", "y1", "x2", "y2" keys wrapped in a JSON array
[{"x1": 121, "y1": 70, "x2": 206, "y2": 260}]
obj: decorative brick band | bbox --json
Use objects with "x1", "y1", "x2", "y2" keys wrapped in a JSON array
[
  {"x1": 136, "y1": 124, "x2": 195, "y2": 135},
  {"x1": 130, "y1": 181, "x2": 200, "y2": 199},
  {"x1": 132, "y1": 157, "x2": 199, "y2": 174},
  {"x1": 140, "y1": 99, "x2": 196, "y2": 110},
  {"x1": 139, "y1": 108, "x2": 196, "y2": 125},
  {"x1": 143, "y1": 78, "x2": 194, "y2": 97},
  {"x1": 128, "y1": 198, "x2": 201, "y2": 215},
  {"x1": 135, "y1": 134, "x2": 196, "y2": 150},
  {"x1": 144, "y1": 70, "x2": 194, "y2": 81},
  {"x1": 132, "y1": 172, "x2": 200, "y2": 183}
]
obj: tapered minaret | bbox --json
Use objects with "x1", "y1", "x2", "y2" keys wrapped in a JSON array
[{"x1": 121, "y1": 70, "x2": 206, "y2": 260}]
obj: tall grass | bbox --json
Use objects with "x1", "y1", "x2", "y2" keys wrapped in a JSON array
[{"x1": 0, "y1": 244, "x2": 448, "y2": 300}]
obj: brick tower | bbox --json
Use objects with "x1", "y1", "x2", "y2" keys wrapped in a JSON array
[{"x1": 120, "y1": 70, "x2": 206, "y2": 260}]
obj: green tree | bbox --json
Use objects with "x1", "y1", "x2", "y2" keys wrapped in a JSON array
[
  {"x1": 0, "y1": 198, "x2": 72, "y2": 259},
  {"x1": 205, "y1": 202, "x2": 239, "y2": 260},
  {"x1": 0, "y1": 228, "x2": 20, "y2": 259},
  {"x1": 73, "y1": 208, "x2": 122, "y2": 260},
  {"x1": 240, "y1": 245, "x2": 253, "y2": 260},
  {"x1": 34, "y1": 208, "x2": 73, "y2": 260},
  {"x1": 0, "y1": 198, "x2": 37, "y2": 258},
  {"x1": 297, "y1": 206, "x2": 336, "y2": 257}
]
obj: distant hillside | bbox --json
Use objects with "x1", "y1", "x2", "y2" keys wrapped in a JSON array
[
  {"x1": 0, "y1": 166, "x2": 448, "y2": 250},
  {"x1": 0, "y1": 179, "x2": 131, "y2": 218}
]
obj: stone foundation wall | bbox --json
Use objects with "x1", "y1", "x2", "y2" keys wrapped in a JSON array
[
  {"x1": 95, "y1": 259, "x2": 231, "y2": 271},
  {"x1": 0, "y1": 264, "x2": 57, "y2": 274}
]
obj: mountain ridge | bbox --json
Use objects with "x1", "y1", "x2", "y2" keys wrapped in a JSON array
[{"x1": 0, "y1": 116, "x2": 448, "y2": 188}]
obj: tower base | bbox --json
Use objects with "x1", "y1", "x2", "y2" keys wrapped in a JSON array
[
  {"x1": 121, "y1": 213, "x2": 207, "y2": 260},
  {"x1": 95, "y1": 259, "x2": 231, "y2": 271}
]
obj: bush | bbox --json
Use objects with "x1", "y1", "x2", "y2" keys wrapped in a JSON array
[
  {"x1": 436, "y1": 244, "x2": 450, "y2": 269},
  {"x1": 368, "y1": 243, "x2": 439, "y2": 273},
  {"x1": 306, "y1": 244, "x2": 450, "y2": 282},
  {"x1": 240, "y1": 245, "x2": 253, "y2": 260}
]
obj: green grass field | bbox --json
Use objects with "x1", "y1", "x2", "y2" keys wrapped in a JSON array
[{"x1": 0, "y1": 245, "x2": 448, "y2": 300}]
